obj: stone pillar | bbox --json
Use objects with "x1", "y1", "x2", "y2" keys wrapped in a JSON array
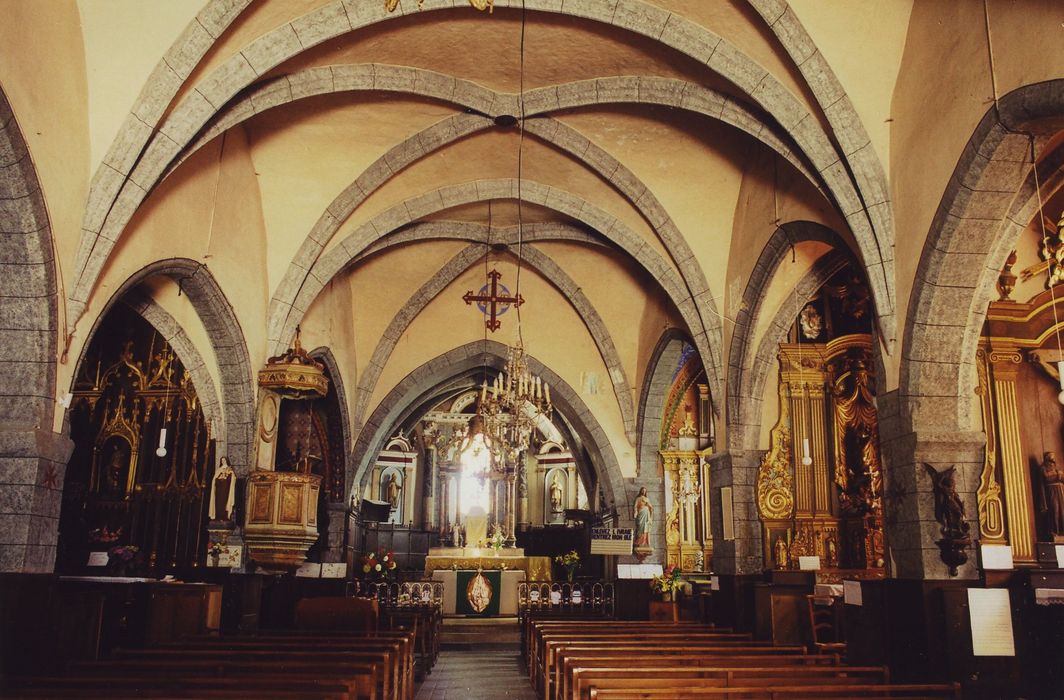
[
  {"x1": 0, "y1": 426, "x2": 74, "y2": 572},
  {"x1": 517, "y1": 455, "x2": 529, "y2": 531},
  {"x1": 878, "y1": 391, "x2": 983, "y2": 579},
  {"x1": 707, "y1": 450, "x2": 763, "y2": 574},
  {"x1": 323, "y1": 502, "x2": 347, "y2": 563}
]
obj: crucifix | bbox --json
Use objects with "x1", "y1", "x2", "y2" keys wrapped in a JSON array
[{"x1": 463, "y1": 269, "x2": 524, "y2": 331}]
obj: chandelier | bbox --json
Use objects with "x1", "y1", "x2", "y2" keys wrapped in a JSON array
[{"x1": 476, "y1": 340, "x2": 552, "y2": 464}]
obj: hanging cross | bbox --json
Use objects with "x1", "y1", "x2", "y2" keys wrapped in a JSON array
[{"x1": 463, "y1": 269, "x2": 524, "y2": 332}]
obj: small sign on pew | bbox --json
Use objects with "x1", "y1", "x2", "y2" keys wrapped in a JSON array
[
  {"x1": 550, "y1": 590, "x2": 562, "y2": 605},
  {"x1": 571, "y1": 590, "x2": 582, "y2": 604},
  {"x1": 529, "y1": 589, "x2": 541, "y2": 602},
  {"x1": 590, "y1": 527, "x2": 633, "y2": 555}
]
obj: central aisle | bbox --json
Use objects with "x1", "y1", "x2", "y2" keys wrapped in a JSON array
[
  {"x1": 415, "y1": 617, "x2": 535, "y2": 699},
  {"x1": 414, "y1": 648, "x2": 536, "y2": 699}
]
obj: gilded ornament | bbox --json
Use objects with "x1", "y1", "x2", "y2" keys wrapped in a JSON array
[
  {"x1": 756, "y1": 386, "x2": 794, "y2": 521},
  {"x1": 466, "y1": 569, "x2": 494, "y2": 613}
]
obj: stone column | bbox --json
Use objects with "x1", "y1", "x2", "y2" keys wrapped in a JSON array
[
  {"x1": 0, "y1": 426, "x2": 74, "y2": 572},
  {"x1": 878, "y1": 390, "x2": 983, "y2": 579},
  {"x1": 706, "y1": 450, "x2": 763, "y2": 574}
]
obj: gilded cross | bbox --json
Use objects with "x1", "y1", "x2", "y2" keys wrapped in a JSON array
[{"x1": 463, "y1": 269, "x2": 524, "y2": 332}]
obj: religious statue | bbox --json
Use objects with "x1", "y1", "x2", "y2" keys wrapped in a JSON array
[
  {"x1": 633, "y1": 486, "x2": 653, "y2": 559},
  {"x1": 208, "y1": 457, "x2": 236, "y2": 522},
  {"x1": 825, "y1": 536, "x2": 838, "y2": 568},
  {"x1": 1039, "y1": 451, "x2": 1064, "y2": 539},
  {"x1": 774, "y1": 536, "x2": 790, "y2": 569},
  {"x1": 799, "y1": 303, "x2": 822, "y2": 339},
  {"x1": 385, "y1": 473, "x2": 402, "y2": 511},
  {"x1": 105, "y1": 444, "x2": 125, "y2": 494},
  {"x1": 923, "y1": 463, "x2": 971, "y2": 576},
  {"x1": 549, "y1": 473, "x2": 563, "y2": 514}
]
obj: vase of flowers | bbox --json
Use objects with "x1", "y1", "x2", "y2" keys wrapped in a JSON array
[
  {"x1": 555, "y1": 550, "x2": 580, "y2": 582},
  {"x1": 107, "y1": 544, "x2": 140, "y2": 577},
  {"x1": 360, "y1": 547, "x2": 398, "y2": 582},
  {"x1": 488, "y1": 527, "x2": 505, "y2": 555},
  {"x1": 207, "y1": 541, "x2": 224, "y2": 566},
  {"x1": 649, "y1": 564, "x2": 681, "y2": 601}
]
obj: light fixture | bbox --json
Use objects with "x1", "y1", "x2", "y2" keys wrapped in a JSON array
[{"x1": 156, "y1": 427, "x2": 168, "y2": 458}]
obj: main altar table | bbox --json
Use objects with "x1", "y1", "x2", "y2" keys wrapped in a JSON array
[{"x1": 423, "y1": 547, "x2": 552, "y2": 582}]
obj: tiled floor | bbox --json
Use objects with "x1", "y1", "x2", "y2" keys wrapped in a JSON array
[{"x1": 414, "y1": 648, "x2": 537, "y2": 699}]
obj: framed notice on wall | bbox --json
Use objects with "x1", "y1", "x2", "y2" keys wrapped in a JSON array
[{"x1": 590, "y1": 527, "x2": 633, "y2": 555}]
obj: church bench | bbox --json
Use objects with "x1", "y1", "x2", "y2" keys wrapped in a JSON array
[
  {"x1": 566, "y1": 666, "x2": 889, "y2": 700},
  {"x1": 65, "y1": 658, "x2": 380, "y2": 700},
  {"x1": 531, "y1": 625, "x2": 753, "y2": 681},
  {"x1": 540, "y1": 643, "x2": 812, "y2": 700},
  {"x1": 5, "y1": 674, "x2": 356, "y2": 699},
  {"x1": 151, "y1": 632, "x2": 414, "y2": 699},
  {"x1": 381, "y1": 604, "x2": 441, "y2": 675},
  {"x1": 116, "y1": 646, "x2": 404, "y2": 700},
  {"x1": 526, "y1": 620, "x2": 735, "y2": 669},
  {"x1": 584, "y1": 682, "x2": 963, "y2": 699},
  {"x1": 519, "y1": 610, "x2": 614, "y2": 660}
]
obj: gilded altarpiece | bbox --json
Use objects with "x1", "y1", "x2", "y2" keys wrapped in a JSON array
[
  {"x1": 57, "y1": 306, "x2": 212, "y2": 574},
  {"x1": 757, "y1": 335, "x2": 885, "y2": 577},
  {"x1": 978, "y1": 288, "x2": 1064, "y2": 560}
]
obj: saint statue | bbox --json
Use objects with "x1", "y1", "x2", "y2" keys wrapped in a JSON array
[
  {"x1": 385, "y1": 473, "x2": 402, "y2": 510},
  {"x1": 1040, "y1": 451, "x2": 1064, "y2": 538},
  {"x1": 774, "y1": 536, "x2": 790, "y2": 569},
  {"x1": 549, "y1": 473, "x2": 563, "y2": 514},
  {"x1": 633, "y1": 486, "x2": 653, "y2": 556},
  {"x1": 208, "y1": 457, "x2": 236, "y2": 522}
]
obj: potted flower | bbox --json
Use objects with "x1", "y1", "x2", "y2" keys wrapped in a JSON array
[
  {"x1": 360, "y1": 547, "x2": 398, "y2": 582},
  {"x1": 554, "y1": 550, "x2": 580, "y2": 583},
  {"x1": 649, "y1": 564, "x2": 682, "y2": 601}
]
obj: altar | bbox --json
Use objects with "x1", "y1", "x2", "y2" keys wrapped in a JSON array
[
  {"x1": 423, "y1": 546, "x2": 552, "y2": 581},
  {"x1": 425, "y1": 546, "x2": 552, "y2": 616}
]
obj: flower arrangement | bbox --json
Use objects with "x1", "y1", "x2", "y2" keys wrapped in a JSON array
[
  {"x1": 361, "y1": 547, "x2": 398, "y2": 580},
  {"x1": 488, "y1": 527, "x2": 505, "y2": 552},
  {"x1": 555, "y1": 550, "x2": 580, "y2": 582},
  {"x1": 649, "y1": 564, "x2": 682, "y2": 599},
  {"x1": 107, "y1": 544, "x2": 140, "y2": 575},
  {"x1": 108, "y1": 544, "x2": 140, "y2": 563},
  {"x1": 207, "y1": 541, "x2": 224, "y2": 558}
]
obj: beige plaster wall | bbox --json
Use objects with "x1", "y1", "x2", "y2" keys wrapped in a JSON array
[
  {"x1": 0, "y1": 0, "x2": 89, "y2": 315},
  {"x1": 789, "y1": 0, "x2": 913, "y2": 169},
  {"x1": 889, "y1": 0, "x2": 1064, "y2": 389},
  {"x1": 243, "y1": 93, "x2": 457, "y2": 292},
  {"x1": 77, "y1": 0, "x2": 202, "y2": 170},
  {"x1": 58, "y1": 124, "x2": 269, "y2": 413}
]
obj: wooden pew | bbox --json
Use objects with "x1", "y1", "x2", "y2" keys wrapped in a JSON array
[
  {"x1": 151, "y1": 632, "x2": 415, "y2": 700},
  {"x1": 540, "y1": 643, "x2": 812, "y2": 700},
  {"x1": 6, "y1": 674, "x2": 354, "y2": 699},
  {"x1": 65, "y1": 658, "x2": 380, "y2": 700},
  {"x1": 585, "y1": 681, "x2": 963, "y2": 699},
  {"x1": 567, "y1": 666, "x2": 888, "y2": 700},
  {"x1": 117, "y1": 646, "x2": 404, "y2": 700}
]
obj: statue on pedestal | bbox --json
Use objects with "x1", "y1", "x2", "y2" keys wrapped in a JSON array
[
  {"x1": 633, "y1": 486, "x2": 653, "y2": 560},
  {"x1": 549, "y1": 473, "x2": 563, "y2": 514},
  {"x1": 209, "y1": 457, "x2": 236, "y2": 523},
  {"x1": 1040, "y1": 451, "x2": 1064, "y2": 539}
]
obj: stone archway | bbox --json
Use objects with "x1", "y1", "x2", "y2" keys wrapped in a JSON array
[
  {"x1": 71, "y1": 259, "x2": 255, "y2": 474},
  {"x1": 894, "y1": 79, "x2": 1064, "y2": 579},
  {"x1": 348, "y1": 340, "x2": 630, "y2": 525}
]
